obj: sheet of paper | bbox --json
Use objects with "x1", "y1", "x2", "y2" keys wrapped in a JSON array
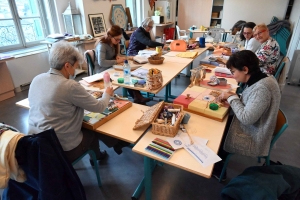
[
  {"x1": 82, "y1": 73, "x2": 103, "y2": 83},
  {"x1": 167, "y1": 130, "x2": 208, "y2": 149},
  {"x1": 184, "y1": 143, "x2": 222, "y2": 167}
]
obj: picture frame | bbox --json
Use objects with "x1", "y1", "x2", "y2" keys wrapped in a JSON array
[
  {"x1": 110, "y1": 4, "x2": 128, "y2": 30},
  {"x1": 88, "y1": 13, "x2": 107, "y2": 37}
]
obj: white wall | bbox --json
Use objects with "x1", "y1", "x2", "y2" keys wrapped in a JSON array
[
  {"x1": 6, "y1": 52, "x2": 50, "y2": 88},
  {"x1": 54, "y1": 0, "x2": 77, "y2": 33},
  {"x1": 289, "y1": 0, "x2": 300, "y2": 30},
  {"x1": 222, "y1": 0, "x2": 289, "y2": 30}
]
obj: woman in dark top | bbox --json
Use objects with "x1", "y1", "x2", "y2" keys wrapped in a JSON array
[{"x1": 127, "y1": 17, "x2": 164, "y2": 56}]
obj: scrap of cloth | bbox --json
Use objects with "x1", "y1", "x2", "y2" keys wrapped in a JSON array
[
  {"x1": 176, "y1": 52, "x2": 198, "y2": 59},
  {"x1": 267, "y1": 20, "x2": 291, "y2": 36}
]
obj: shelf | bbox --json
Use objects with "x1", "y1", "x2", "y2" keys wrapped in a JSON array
[{"x1": 211, "y1": 18, "x2": 222, "y2": 20}]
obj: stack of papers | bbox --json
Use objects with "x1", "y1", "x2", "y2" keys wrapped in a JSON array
[
  {"x1": 131, "y1": 68, "x2": 148, "y2": 79},
  {"x1": 133, "y1": 55, "x2": 149, "y2": 64},
  {"x1": 138, "y1": 50, "x2": 157, "y2": 57},
  {"x1": 82, "y1": 73, "x2": 103, "y2": 83}
]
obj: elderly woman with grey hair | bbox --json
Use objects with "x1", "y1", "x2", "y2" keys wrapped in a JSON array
[
  {"x1": 28, "y1": 41, "x2": 127, "y2": 164},
  {"x1": 127, "y1": 17, "x2": 164, "y2": 56}
]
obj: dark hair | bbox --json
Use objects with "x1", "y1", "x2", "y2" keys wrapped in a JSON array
[
  {"x1": 226, "y1": 50, "x2": 260, "y2": 75},
  {"x1": 231, "y1": 20, "x2": 246, "y2": 35},
  {"x1": 240, "y1": 22, "x2": 256, "y2": 41},
  {"x1": 95, "y1": 25, "x2": 122, "y2": 57}
]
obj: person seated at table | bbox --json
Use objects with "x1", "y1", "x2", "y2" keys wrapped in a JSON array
[
  {"x1": 230, "y1": 20, "x2": 246, "y2": 35},
  {"x1": 239, "y1": 22, "x2": 261, "y2": 52},
  {"x1": 212, "y1": 50, "x2": 281, "y2": 181},
  {"x1": 127, "y1": 17, "x2": 164, "y2": 56},
  {"x1": 94, "y1": 25, "x2": 151, "y2": 105},
  {"x1": 28, "y1": 41, "x2": 128, "y2": 165},
  {"x1": 253, "y1": 23, "x2": 280, "y2": 75}
]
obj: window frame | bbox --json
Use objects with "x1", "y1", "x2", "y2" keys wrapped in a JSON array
[{"x1": 0, "y1": 0, "x2": 56, "y2": 52}]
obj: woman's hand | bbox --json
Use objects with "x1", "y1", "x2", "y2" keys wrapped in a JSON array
[
  {"x1": 222, "y1": 92, "x2": 236, "y2": 100},
  {"x1": 105, "y1": 86, "x2": 114, "y2": 96},
  {"x1": 116, "y1": 56, "x2": 126, "y2": 64}
]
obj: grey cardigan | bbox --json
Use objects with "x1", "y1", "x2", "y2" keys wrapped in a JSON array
[
  {"x1": 94, "y1": 42, "x2": 117, "y2": 73},
  {"x1": 224, "y1": 76, "x2": 281, "y2": 157},
  {"x1": 28, "y1": 68, "x2": 110, "y2": 151}
]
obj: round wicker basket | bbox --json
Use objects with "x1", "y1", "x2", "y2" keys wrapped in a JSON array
[{"x1": 148, "y1": 57, "x2": 165, "y2": 65}]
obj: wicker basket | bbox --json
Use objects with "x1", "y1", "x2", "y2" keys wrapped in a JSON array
[
  {"x1": 148, "y1": 56, "x2": 165, "y2": 65},
  {"x1": 151, "y1": 102, "x2": 184, "y2": 137}
]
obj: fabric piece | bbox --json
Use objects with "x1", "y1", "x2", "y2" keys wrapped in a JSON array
[
  {"x1": 0, "y1": 130, "x2": 26, "y2": 188},
  {"x1": 2, "y1": 129, "x2": 86, "y2": 200},
  {"x1": 221, "y1": 165, "x2": 300, "y2": 200},
  {"x1": 176, "y1": 52, "x2": 198, "y2": 59}
]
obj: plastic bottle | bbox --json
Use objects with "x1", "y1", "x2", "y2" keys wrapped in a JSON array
[
  {"x1": 103, "y1": 72, "x2": 111, "y2": 88},
  {"x1": 161, "y1": 34, "x2": 166, "y2": 45},
  {"x1": 123, "y1": 60, "x2": 131, "y2": 85}
]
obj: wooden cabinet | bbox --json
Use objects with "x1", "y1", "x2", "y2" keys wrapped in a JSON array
[
  {"x1": 210, "y1": 0, "x2": 224, "y2": 27},
  {"x1": 0, "y1": 58, "x2": 15, "y2": 101}
]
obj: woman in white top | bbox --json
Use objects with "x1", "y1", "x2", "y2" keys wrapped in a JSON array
[{"x1": 239, "y1": 22, "x2": 261, "y2": 52}]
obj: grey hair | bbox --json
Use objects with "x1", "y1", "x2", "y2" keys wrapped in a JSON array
[
  {"x1": 141, "y1": 17, "x2": 154, "y2": 28},
  {"x1": 49, "y1": 41, "x2": 83, "y2": 70}
]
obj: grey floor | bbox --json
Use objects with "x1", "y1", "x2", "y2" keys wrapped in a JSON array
[{"x1": 1, "y1": 73, "x2": 300, "y2": 200}]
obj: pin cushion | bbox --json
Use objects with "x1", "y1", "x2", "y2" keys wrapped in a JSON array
[
  {"x1": 209, "y1": 103, "x2": 219, "y2": 110},
  {"x1": 117, "y1": 78, "x2": 124, "y2": 83}
]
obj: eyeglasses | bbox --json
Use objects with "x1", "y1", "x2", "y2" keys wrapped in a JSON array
[
  {"x1": 113, "y1": 37, "x2": 121, "y2": 42},
  {"x1": 243, "y1": 32, "x2": 252, "y2": 35},
  {"x1": 253, "y1": 30, "x2": 267, "y2": 37}
]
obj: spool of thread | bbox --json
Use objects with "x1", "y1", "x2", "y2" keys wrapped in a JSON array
[
  {"x1": 117, "y1": 78, "x2": 124, "y2": 83},
  {"x1": 199, "y1": 37, "x2": 205, "y2": 48}
]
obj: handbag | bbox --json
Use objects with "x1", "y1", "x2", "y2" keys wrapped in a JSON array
[{"x1": 170, "y1": 40, "x2": 187, "y2": 52}]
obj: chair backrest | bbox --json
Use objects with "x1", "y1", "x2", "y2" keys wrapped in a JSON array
[
  {"x1": 207, "y1": 28, "x2": 225, "y2": 43},
  {"x1": 274, "y1": 61, "x2": 285, "y2": 80},
  {"x1": 176, "y1": 25, "x2": 181, "y2": 39},
  {"x1": 269, "y1": 109, "x2": 288, "y2": 151},
  {"x1": 85, "y1": 50, "x2": 95, "y2": 76}
]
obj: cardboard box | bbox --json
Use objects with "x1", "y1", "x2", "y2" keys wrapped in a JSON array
[
  {"x1": 151, "y1": 16, "x2": 164, "y2": 24},
  {"x1": 212, "y1": 12, "x2": 219, "y2": 18}
]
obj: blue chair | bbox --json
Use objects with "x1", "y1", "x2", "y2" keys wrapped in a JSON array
[
  {"x1": 219, "y1": 108, "x2": 288, "y2": 182},
  {"x1": 85, "y1": 50, "x2": 95, "y2": 76},
  {"x1": 72, "y1": 149, "x2": 102, "y2": 187},
  {"x1": 274, "y1": 61, "x2": 285, "y2": 80}
]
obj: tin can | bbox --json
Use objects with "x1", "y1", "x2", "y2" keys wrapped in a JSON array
[{"x1": 156, "y1": 46, "x2": 162, "y2": 55}]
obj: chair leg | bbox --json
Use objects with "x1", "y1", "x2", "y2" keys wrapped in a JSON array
[
  {"x1": 219, "y1": 154, "x2": 233, "y2": 183},
  {"x1": 266, "y1": 156, "x2": 270, "y2": 166},
  {"x1": 88, "y1": 150, "x2": 102, "y2": 187},
  {"x1": 258, "y1": 157, "x2": 261, "y2": 163}
]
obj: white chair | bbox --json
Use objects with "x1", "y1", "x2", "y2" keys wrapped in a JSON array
[
  {"x1": 206, "y1": 28, "x2": 225, "y2": 43},
  {"x1": 176, "y1": 25, "x2": 188, "y2": 41}
]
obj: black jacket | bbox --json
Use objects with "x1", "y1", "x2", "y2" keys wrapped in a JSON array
[
  {"x1": 2, "y1": 129, "x2": 86, "y2": 200},
  {"x1": 127, "y1": 26, "x2": 163, "y2": 56}
]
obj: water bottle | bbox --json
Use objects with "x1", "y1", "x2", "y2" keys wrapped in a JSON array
[
  {"x1": 123, "y1": 60, "x2": 131, "y2": 84},
  {"x1": 161, "y1": 34, "x2": 166, "y2": 45}
]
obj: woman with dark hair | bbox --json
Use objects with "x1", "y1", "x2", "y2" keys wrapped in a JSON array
[
  {"x1": 212, "y1": 50, "x2": 281, "y2": 181},
  {"x1": 94, "y1": 25, "x2": 151, "y2": 104},
  {"x1": 94, "y1": 25, "x2": 126, "y2": 73},
  {"x1": 230, "y1": 20, "x2": 246, "y2": 35},
  {"x1": 239, "y1": 22, "x2": 261, "y2": 52}
]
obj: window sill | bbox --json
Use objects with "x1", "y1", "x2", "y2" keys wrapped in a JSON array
[{"x1": 4, "y1": 45, "x2": 48, "y2": 59}]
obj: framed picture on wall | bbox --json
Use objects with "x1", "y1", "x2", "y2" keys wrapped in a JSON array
[
  {"x1": 88, "y1": 13, "x2": 107, "y2": 37},
  {"x1": 110, "y1": 4, "x2": 128, "y2": 30}
]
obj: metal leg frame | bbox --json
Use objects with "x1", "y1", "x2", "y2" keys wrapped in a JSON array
[{"x1": 132, "y1": 157, "x2": 156, "y2": 200}]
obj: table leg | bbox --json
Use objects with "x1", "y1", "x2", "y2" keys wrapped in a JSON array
[
  {"x1": 189, "y1": 31, "x2": 193, "y2": 39},
  {"x1": 164, "y1": 84, "x2": 169, "y2": 102},
  {"x1": 122, "y1": 88, "x2": 128, "y2": 97},
  {"x1": 131, "y1": 157, "x2": 156, "y2": 200}
]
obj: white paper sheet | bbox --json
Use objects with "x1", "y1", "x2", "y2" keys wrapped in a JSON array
[
  {"x1": 184, "y1": 143, "x2": 222, "y2": 167},
  {"x1": 82, "y1": 73, "x2": 103, "y2": 83},
  {"x1": 167, "y1": 130, "x2": 208, "y2": 150}
]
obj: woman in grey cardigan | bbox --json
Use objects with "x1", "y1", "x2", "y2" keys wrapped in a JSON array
[{"x1": 213, "y1": 50, "x2": 281, "y2": 181}]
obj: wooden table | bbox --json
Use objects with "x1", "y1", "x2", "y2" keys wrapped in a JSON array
[
  {"x1": 132, "y1": 111, "x2": 228, "y2": 200},
  {"x1": 0, "y1": 57, "x2": 15, "y2": 101}
]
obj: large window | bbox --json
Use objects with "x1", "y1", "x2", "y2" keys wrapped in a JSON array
[{"x1": 0, "y1": 0, "x2": 54, "y2": 52}]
